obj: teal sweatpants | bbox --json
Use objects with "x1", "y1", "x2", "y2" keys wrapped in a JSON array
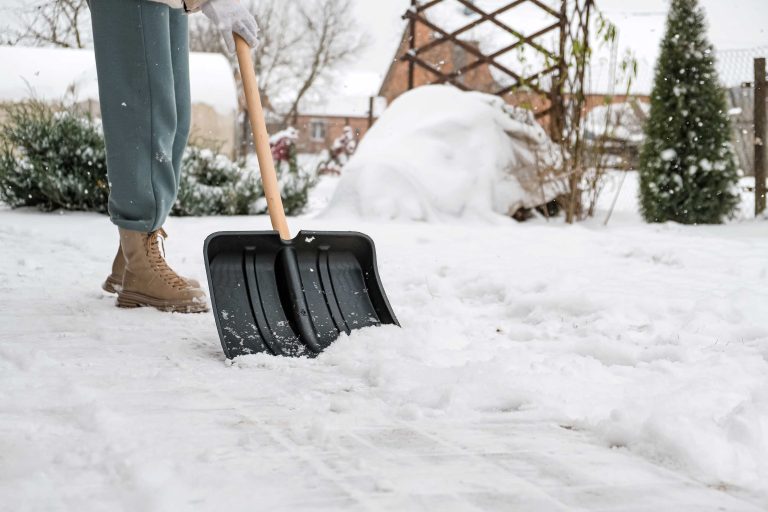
[{"x1": 88, "y1": 0, "x2": 190, "y2": 232}]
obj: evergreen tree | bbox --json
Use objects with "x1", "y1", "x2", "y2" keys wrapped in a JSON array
[{"x1": 638, "y1": 0, "x2": 739, "y2": 224}]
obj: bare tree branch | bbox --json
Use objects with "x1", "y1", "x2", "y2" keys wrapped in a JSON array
[
  {"x1": 190, "y1": 0, "x2": 366, "y2": 130},
  {"x1": 4, "y1": 0, "x2": 365, "y2": 158},
  {"x1": 8, "y1": 0, "x2": 91, "y2": 49},
  {"x1": 283, "y1": 0, "x2": 363, "y2": 124}
]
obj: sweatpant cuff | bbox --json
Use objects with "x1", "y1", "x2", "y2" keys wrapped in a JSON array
[{"x1": 110, "y1": 217, "x2": 159, "y2": 233}]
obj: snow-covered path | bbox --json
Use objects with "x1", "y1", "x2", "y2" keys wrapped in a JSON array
[{"x1": 2, "y1": 180, "x2": 767, "y2": 510}]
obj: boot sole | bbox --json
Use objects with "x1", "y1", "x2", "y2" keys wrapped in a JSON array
[
  {"x1": 103, "y1": 275, "x2": 199, "y2": 294},
  {"x1": 102, "y1": 275, "x2": 122, "y2": 294},
  {"x1": 117, "y1": 290, "x2": 209, "y2": 314}
]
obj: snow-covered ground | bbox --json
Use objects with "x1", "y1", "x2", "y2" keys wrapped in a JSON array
[{"x1": 1, "y1": 174, "x2": 767, "y2": 511}]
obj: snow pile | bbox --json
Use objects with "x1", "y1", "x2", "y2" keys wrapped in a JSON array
[{"x1": 324, "y1": 85, "x2": 564, "y2": 222}]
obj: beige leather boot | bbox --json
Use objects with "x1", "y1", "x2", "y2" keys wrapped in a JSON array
[
  {"x1": 116, "y1": 228, "x2": 209, "y2": 313},
  {"x1": 102, "y1": 240, "x2": 200, "y2": 294},
  {"x1": 102, "y1": 245, "x2": 128, "y2": 294}
]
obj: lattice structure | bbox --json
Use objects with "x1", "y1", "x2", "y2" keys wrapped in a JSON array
[{"x1": 402, "y1": 0, "x2": 593, "y2": 140}]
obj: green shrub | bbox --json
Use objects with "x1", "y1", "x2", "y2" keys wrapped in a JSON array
[
  {"x1": 0, "y1": 99, "x2": 315, "y2": 217},
  {"x1": 173, "y1": 145, "x2": 263, "y2": 216},
  {"x1": 0, "y1": 100, "x2": 109, "y2": 212}
]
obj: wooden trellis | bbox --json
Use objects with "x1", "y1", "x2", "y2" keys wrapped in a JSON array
[{"x1": 401, "y1": 0, "x2": 593, "y2": 140}]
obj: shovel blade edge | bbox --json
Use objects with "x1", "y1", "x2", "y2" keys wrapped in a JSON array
[{"x1": 204, "y1": 230, "x2": 398, "y2": 359}]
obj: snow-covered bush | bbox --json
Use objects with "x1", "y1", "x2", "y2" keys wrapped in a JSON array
[
  {"x1": 268, "y1": 127, "x2": 315, "y2": 215},
  {"x1": 323, "y1": 85, "x2": 564, "y2": 222},
  {"x1": 0, "y1": 99, "x2": 109, "y2": 212},
  {"x1": 0, "y1": 100, "x2": 314, "y2": 217},
  {"x1": 317, "y1": 126, "x2": 357, "y2": 176},
  {"x1": 638, "y1": 0, "x2": 739, "y2": 224},
  {"x1": 173, "y1": 146, "x2": 263, "y2": 216}
]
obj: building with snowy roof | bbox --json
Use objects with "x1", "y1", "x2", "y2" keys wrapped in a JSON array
[
  {"x1": 291, "y1": 94, "x2": 386, "y2": 154},
  {"x1": 0, "y1": 46, "x2": 239, "y2": 157}
]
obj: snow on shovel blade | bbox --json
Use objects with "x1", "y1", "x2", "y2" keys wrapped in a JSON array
[{"x1": 204, "y1": 230, "x2": 399, "y2": 358}]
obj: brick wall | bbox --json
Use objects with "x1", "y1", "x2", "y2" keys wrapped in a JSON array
[
  {"x1": 292, "y1": 115, "x2": 372, "y2": 154},
  {"x1": 380, "y1": 21, "x2": 498, "y2": 105},
  {"x1": 379, "y1": 21, "x2": 650, "y2": 137}
]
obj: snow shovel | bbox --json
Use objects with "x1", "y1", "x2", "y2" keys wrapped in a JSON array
[{"x1": 203, "y1": 35, "x2": 398, "y2": 359}]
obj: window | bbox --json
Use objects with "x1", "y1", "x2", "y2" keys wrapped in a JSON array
[{"x1": 310, "y1": 120, "x2": 327, "y2": 141}]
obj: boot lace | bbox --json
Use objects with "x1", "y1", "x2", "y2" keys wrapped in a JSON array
[{"x1": 146, "y1": 228, "x2": 188, "y2": 289}]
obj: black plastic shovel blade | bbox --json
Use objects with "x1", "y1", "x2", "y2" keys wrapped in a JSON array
[{"x1": 203, "y1": 230, "x2": 399, "y2": 358}]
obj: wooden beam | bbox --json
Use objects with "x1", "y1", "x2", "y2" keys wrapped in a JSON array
[
  {"x1": 403, "y1": 11, "x2": 529, "y2": 89},
  {"x1": 494, "y1": 63, "x2": 561, "y2": 96},
  {"x1": 414, "y1": 0, "x2": 445, "y2": 13},
  {"x1": 451, "y1": 0, "x2": 556, "y2": 58},
  {"x1": 401, "y1": 52, "x2": 472, "y2": 91},
  {"x1": 534, "y1": 106, "x2": 553, "y2": 119},
  {"x1": 408, "y1": 0, "x2": 417, "y2": 90},
  {"x1": 368, "y1": 96, "x2": 375, "y2": 128},
  {"x1": 414, "y1": 0, "x2": 529, "y2": 56},
  {"x1": 755, "y1": 57, "x2": 766, "y2": 216},
  {"x1": 526, "y1": 0, "x2": 562, "y2": 19},
  {"x1": 550, "y1": 0, "x2": 568, "y2": 142}
]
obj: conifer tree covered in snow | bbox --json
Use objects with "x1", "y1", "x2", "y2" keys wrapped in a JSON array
[{"x1": 638, "y1": 0, "x2": 739, "y2": 224}]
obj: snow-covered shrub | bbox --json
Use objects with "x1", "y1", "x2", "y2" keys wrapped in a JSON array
[
  {"x1": 173, "y1": 145, "x2": 263, "y2": 216},
  {"x1": 0, "y1": 99, "x2": 109, "y2": 212},
  {"x1": 269, "y1": 127, "x2": 315, "y2": 215},
  {"x1": 323, "y1": 85, "x2": 564, "y2": 222},
  {"x1": 0, "y1": 100, "x2": 314, "y2": 217},
  {"x1": 317, "y1": 126, "x2": 357, "y2": 176},
  {"x1": 638, "y1": 0, "x2": 739, "y2": 224}
]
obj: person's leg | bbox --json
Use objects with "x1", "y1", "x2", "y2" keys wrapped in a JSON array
[
  {"x1": 90, "y1": 0, "x2": 207, "y2": 312},
  {"x1": 89, "y1": 0, "x2": 179, "y2": 232},
  {"x1": 169, "y1": 8, "x2": 191, "y2": 185}
]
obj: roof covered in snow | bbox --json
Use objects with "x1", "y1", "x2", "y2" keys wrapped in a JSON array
[
  {"x1": 298, "y1": 95, "x2": 387, "y2": 118},
  {"x1": 0, "y1": 46, "x2": 238, "y2": 115},
  {"x1": 297, "y1": 71, "x2": 388, "y2": 118}
]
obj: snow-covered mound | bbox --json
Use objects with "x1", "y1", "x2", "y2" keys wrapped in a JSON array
[{"x1": 323, "y1": 85, "x2": 564, "y2": 222}]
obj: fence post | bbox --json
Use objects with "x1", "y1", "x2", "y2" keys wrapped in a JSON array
[
  {"x1": 408, "y1": 0, "x2": 416, "y2": 90},
  {"x1": 755, "y1": 57, "x2": 766, "y2": 216},
  {"x1": 368, "y1": 96, "x2": 375, "y2": 128}
]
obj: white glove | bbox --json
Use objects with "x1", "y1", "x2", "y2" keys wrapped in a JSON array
[{"x1": 202, "y1": 0, "x2": 260, "y2": 54}]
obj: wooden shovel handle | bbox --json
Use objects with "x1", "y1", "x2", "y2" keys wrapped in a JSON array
[{"x1": 235, "y1": 34, "x2": 291, "y2": 240}]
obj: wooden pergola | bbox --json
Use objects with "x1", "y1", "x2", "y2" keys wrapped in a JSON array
[{"x1": 401, "y1": 0, "x2": 594, "y2": 141}]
